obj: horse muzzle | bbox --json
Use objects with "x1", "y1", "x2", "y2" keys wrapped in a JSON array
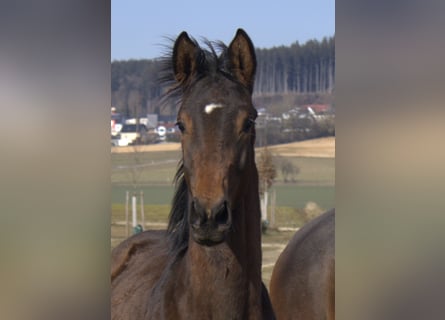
[{"x1": 189, "y1": 198, "x2": 232, "y2": 246}]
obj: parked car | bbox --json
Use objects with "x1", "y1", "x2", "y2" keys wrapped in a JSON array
[{"x1": 116, "y1": 124, "x2": 149, "y2": 146}]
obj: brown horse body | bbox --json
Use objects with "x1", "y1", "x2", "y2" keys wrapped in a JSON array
[
  {"x1": 111, "y1": 29, "x2": 275, "y2": 319},
  {"x1": 270, "y1": 209, "x2": 335, "y2": 320}
]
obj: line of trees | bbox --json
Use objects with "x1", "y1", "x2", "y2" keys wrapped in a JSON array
[
  {"x1": 111, "y1": 36, "x2": 335, "y2": 118},
  {"x1": 111, "y1": 59, "x2": 162, "y2": 118},
  {"x1": 254, "y1": 37, "x2": 335, "y2": 94}
]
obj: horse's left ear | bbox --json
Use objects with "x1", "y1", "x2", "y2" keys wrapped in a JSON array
[{"x1": 227, "y1": 29, "x2": 257, "y2": 93}]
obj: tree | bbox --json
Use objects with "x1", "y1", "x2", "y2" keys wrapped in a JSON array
[
  {"x1": 256, "y1": 147, "x2": 276, "y2": 230},
  {"x1": 111, "y1": 36, "x2": 335, "y2": 116},
  {"x1": 278, "y1": 157, "x2": 300, "y2": 182},
  {"x1": 257, "y1": 147, "x2": 276, "y2": 196}
]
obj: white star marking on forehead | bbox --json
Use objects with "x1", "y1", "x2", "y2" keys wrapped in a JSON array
[{"x1": 204, "y1": 103, "x2": 224, "y2": 114}]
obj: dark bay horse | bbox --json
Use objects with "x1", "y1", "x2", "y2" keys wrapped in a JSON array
[
  {"x1": 269, "y1": 209, "x2": 335, "y2": 320},
  {"x1": 111, "y1": 29, "x2": 275, "y2": 319}
]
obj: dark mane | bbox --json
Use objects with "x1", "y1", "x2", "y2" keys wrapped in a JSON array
[{"x1": 166, "y1": 162, "x2": 189, "y2": 253}]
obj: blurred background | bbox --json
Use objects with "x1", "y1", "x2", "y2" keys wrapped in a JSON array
[{"x1": 1, "y1": 0, "x2": 445, "y2": 319}]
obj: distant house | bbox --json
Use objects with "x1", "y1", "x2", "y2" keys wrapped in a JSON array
[
  {"x1": 141, "y1": 114, "x2": 158, "y2": 129},
  {"x1": 297, "y1": 104, "x2": 333, "y2": 121},
  {"x1": 158, "y1": 115, "x2": 177, "y2": 124},
  {"x1": 111, "y1": 108, "x2": 125, "y2": 136},
  {"x1": 301, "y1": 104, "x2": 331, "y2": 114},
  {"x1": 256, "y1": 107, "x2": 267, "y2": 116}
]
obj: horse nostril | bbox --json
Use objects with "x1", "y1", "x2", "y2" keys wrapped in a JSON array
[
  {"x1": 193, "y1": 199, "x2": 201, "y2": 212},
  {"x1": 213, "y1": 201, "x2": 230, "y2": 226},
  {"x1": 191, "y1": 199, "x2": 231, "y2": 230},
  {"x1": 191, "y1": 200, "x2": 207, "y2": 228}
]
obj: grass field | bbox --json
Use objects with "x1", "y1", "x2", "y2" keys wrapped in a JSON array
[
  {"x1": 111, "y1": 138, "x2": 335, "y2": 287},
  {"x1": 111, "y1": 141, "x2": 335, "y2": 208},
  {"x1": 110, "y1": 203, "x2": 306, "y2": 286},
  {"x1": 112, "y1": 184, "x2": 334, "y2": 210},
  {"x1": 112, "y1": 151, "x2": 334, "y2": 185}
]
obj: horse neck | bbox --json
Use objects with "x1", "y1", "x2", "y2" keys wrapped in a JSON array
[
  {"x1": 232, "y1": 162, "x2": 262, "y2": 272},
  {"x1": 185, "y1": 162, "x2": 263, "y2": 316}
]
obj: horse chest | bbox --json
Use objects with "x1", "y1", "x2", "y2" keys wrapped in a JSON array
[
  {"x1": 158, "y1": 248, "x2": 250, "y2": 319},
  {"x1": 187, "y1": 248, "x2": 249, "y2": 318},
  {"x1": 181, "y1": 284, "x2": 248, "y2": 320}
]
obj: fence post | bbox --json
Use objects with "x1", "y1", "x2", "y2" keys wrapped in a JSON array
[
  {"x1": 140, "y1": 190, "x2": 145, "y2": 230},
  {"x1": 125, "y1": 191, "x2": 129, "y2": 237},
  {"x1": 132, "y1": 193, "x2": 137, "y2": 228},
  {"x1": 263, "y1": 189, "x2": 268, "y2": 222},
  {"x1": 270, "y1": 188, "x2": 276, "y2": 228}
]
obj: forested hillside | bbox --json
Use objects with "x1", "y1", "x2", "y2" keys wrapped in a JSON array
[
  {"x1": 255, "y1": 37, "x2": 334, "y2": 94},
  {"x1": 111, "y1": 36, "x2": 335, "y2": 117}
]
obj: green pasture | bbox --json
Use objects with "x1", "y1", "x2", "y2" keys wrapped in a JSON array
[
  {"x1": 112, "y1": 185, "x2": 175, "y2": 205},
  {"x1": 273, "y1": 185, "x2": 334, "y2": 210},
  {"x1": 111, "y1": 203, "x2": 171, "y2": 225},
  {"x1": 111, "y1": 203, "x2": 308, "y2": 229},
  {"x1": 282, "y1": 157, "x2": 335, "y2": 186},
  {"x1": 112, "y1": 184, "x2": 334, "y2": 211},
  {"x1": 111, "y1": 148, "x2": 335, "y2": 209},
  {"x1": 112, "y1": 150, "x2": 334, "y2": 186},
  {"x1": 111, "y1": 145, "x2": 335, "y2": 284},
  {"x1": 112, "y1": 149, "x2": 182, "y2": 185}
]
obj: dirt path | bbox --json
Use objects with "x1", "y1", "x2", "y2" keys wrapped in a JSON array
[
  {"x1": 111, "y1": 137, "x2": 335, "y2": 158},
  {"x1": 265, "y1": 137, "x2": 335, "y2": 158},
  {"x1": 111, "y1": 143, "x2": 181, "y2": 153}
]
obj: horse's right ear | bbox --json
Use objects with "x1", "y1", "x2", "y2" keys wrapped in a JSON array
[
  {"x1": 227, "y1": 29, "x2": 257, "y2": 93},
  {"x1": 172, "y1": 32, "x2": 198, "y2": 84}
]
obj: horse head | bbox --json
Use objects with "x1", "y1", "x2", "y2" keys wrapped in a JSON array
[{"x1": 172, "y1": 29, "x2": 257, "y2": 246}]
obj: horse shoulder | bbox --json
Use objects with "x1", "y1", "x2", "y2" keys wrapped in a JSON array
[
  {"x1": 270, "y1": 209, "x2": 335, "y2": 320},
  {"x1": 111, "y1": 230, "x2": 167, "y2": 281},
  {"x1": 111, "y1": 230, "x2": 170, "y2": 320}
]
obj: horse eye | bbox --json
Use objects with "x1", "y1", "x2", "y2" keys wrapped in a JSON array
[
  {"x1": 242, "y1": 118, "x2": 255, "y2": 133},
  {"x1": 176, "y1": 121, "x2": 186, "y2": 133}
]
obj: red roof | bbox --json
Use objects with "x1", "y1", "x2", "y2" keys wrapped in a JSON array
[{"x1": 302, "y1": 104, "x2": 330, "y2": 113}]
